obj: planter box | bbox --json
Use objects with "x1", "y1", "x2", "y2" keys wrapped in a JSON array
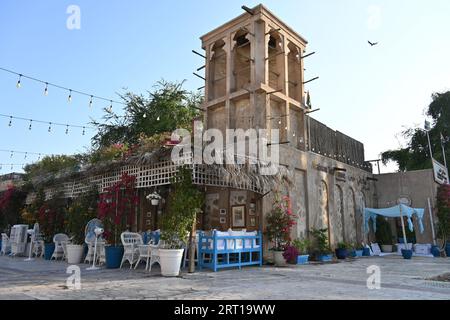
[
  {"x1": 159, "y1": 249, "x2": 184, "y2": 277},
  {"x1": 105, "y1": 246, "x2": 124, "y2": 269},
  {"x1": 401, "y1": 249, "x2": 413, "y2": 260},
  {"x1": 296, "y1": 255, "x2": 309, "y2": 265},
  {"x1": 318, "y1": 254, "x2": 333, "y2": 262},
  {"x1": 66, "y1": 244, "x2": 84, "y2": 264},
  {"x1": 362, "y1": 248, "x2": 371, "y2": 256},
  {"x1": 335, "y1": 248, "x2": 348, "y2": 260},
  {"x1": 44, "y1": 243, "x2": 55, "y2": 260},
  {"x1": 273, "y1": 251, "x2": 286, "y2": 266},
  {"x1": 355, "y1": 250, "x2": 364, "y2": 257}
]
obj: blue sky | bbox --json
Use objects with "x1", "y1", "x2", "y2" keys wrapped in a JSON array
[{"x1": 0, "y1": 0, "x2": 449, "y2": 174}]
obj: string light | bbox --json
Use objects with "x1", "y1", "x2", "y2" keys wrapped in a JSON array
[
  {"x1": 82, "y1": 126, "x2": 85, "y2": 136},
  {"x1": 0, "y1": 114, "x2": 94, "y2": 135},
  {"x1": 44, "y1": 82, "x2": 49, "y2": 96},
  {"x1": 157, "y1": 116, "x2": 160, "y2": 121},
  {"x1": 143, "y1": 113, "x2": 147, "y2": 119},
  {"x1": 65, "y1": 125, "x2": 69, "y2": 135},
  {"x1": 0, "y1": 67, "x2": 126, "y2": 106},
  {"x1": 48, "y1": 122, "x2": 52, "y2": 132},
  {"x1": 16, "y1": 74, "x2": 22, "y2": 88},
  {"x1": 89, "y1": 95, "x2": 93, "y2": 108},
  {"x1": 108, "y1": 100, "x2": 113, "y2": 112},
  {"x1": 68, "y1": 90, "x2": 72, "y2": 103},
  {"x1": 24, "y1": 152, "x2": 27, "y2": 160},
  {"x1": 10, "y1": 151, "x2": 13, "y2": 158}
]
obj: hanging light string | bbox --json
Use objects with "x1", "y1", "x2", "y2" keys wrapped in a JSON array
[
  {"x1": 0, "y1": 66, "x2": 126, "y2": 107},
  {"x1": 0, "y1": 163, "x2": 28, "y2": 170},
  {"x1": 1, "y1": 113, "x2": 94, "y2": 135},
  {"x1": 0, "y1": 149, "x2": 50, "y2": 159}
]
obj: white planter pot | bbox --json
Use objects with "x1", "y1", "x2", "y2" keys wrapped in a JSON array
[
  {"x1": 381, "y1": 245, "x2": 393, "y2": 253},
  {"x1": 273, "y1": 250, "x2": 286, "y2": 266},
  {"x1": 151, "y1": 199, "x2": 160, "y2": 206},
  {"x1": 159, "y1": 249, "x2": 184, "y2": 277},
  {"x1": 66, "y1": 244, "x2": 84, "y2": 264}
]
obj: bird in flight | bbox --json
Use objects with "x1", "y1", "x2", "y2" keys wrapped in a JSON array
[{"x1": 368, "y1": 41, "x2": 378, "y2": 47}]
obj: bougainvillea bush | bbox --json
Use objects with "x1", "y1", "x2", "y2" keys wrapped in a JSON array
[
  {"x1": 66, "y1": 187, "x2": 98, "y2": 244},
  {"x1": 0, "y1": 186, "x2": 26, "y2": 232},
  {"x1": 265, "y1": 194, "x2": 297, "y2": 251},
  {"x1": 37, "y1": 199, "x2": 66, "y2": 243},
  {"x1": 98, "y1": 173, "x2": 138, "y2": 246},
  {"x1": 436, "y1": 184, "x2": 450, "y2": 244}
]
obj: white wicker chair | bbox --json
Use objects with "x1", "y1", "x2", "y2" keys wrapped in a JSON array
[
  {"x1": 1, "y1": 233, "x2": 10, "y2": 255},
  {"x1": 148, "y1": 240, "x2": 165, "y2": 272},
  {"x1": 120, "y1": 232, "x2": 143, "y2": 269},
  {"x1": 32, "y1": 233, "x2": 45, "y2": 258},
  {"x1": 51, "y1": 233, "x2": 70, "y2": 260}
]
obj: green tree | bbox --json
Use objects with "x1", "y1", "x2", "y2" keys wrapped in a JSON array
[
  {"x1": 91, "y1": 80, "x2": 202, "y2": 149},
  {"x1": 161, "y1": 166, "x2": 204, "y2": 249},
  {"x1": 382, "y1": 91, "x2": 450, "y2": 171}
]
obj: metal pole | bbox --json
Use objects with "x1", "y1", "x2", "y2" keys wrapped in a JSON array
[
  {"x1": 427, "y1": 197, "x2": 437, "y2": 246},
  {"x1": 426, "y1": 130, "x2": 434, "y2": 160},
  {"x1": 399, "y1": 204, "x2": 409, "y2": 250}
]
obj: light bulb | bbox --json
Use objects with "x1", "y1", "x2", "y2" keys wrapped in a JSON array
[
  {"x1": 143, "y1": 113, "x2": 147, "y2": 119},
  {"x1": 29, "y1": 120, "x2": 32, "y2": 130},
  {"x1": 82, "y1": 127, "x2": 86, "y2": 136},
  {"x1": 278, "y1": 120, "x2": 281, "y2": 125},
  {"x1": 157, "y1": 116, "x2": 160, "y2": 121},
  {"x1": 10, "y1": 151, "x2": 13, "y2": 158},
  {"x1": 65, "y1": 125, "x2": 69, "y2": 134},
  {"x1": 68, "y1": 90, "x2": 72, "y2": 103},
  {"x1": 108, "y1": 101, "x2": 113, "y2": 112},
  {"x1": 44, "y1": 83, "x2": 48, "y2": 96},
  {"x1": 24, "y1": 153, "x2": 27, "y2": 160},
  {"x1": 89, "y1": 95, "x2": 93, "y2": 108},
  {"x1": 16, "y1": 75, "x2": 22, "y2": 88},
  {"x1": 8, "y1": 116, "x2": 12, "y2": 127},
  {"x1": 48, "y1": 122, "x2": 52, "y2": 132}
]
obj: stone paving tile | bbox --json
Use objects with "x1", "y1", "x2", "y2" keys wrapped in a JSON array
[{"x1": 0, "y1": 255, "x2": 449, "y2": 300}]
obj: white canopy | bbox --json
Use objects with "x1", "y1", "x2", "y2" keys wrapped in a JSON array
[{"x1": 364, "y1": 204, "x2": 425, "y2": 234}]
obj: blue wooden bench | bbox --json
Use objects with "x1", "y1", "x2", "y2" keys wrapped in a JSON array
[{"x1": 198, "y1": 230, "x2": 263, "y2": 272}]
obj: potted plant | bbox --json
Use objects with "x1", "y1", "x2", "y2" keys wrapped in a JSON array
[
  {"x1": 66, "y1": 191, "x2": 98, "y2": 264},
  {"x1": 292, "y1": 238, "x2": 310, "y2": 264},
  {"x1": 36, "y1": 193, "x2": 66, "y2": 260},
  {"x1": 98, "y1": 173, "x2": 138, "y2": 268},
  {"x1": 335, "y1": 242, "x2": 349, "y2": 259},
  {"x1": 310, "y1": 228, "x2": 333, "y2": 262},
  {"x1": 146, "y1": 191, "x2": 162, "y2": 206},
  {"x1": 351, "y1": 243, "x2": 366, "y2": 257},
  {"x1": 282, "y1": 245, "x2": 299, "y2": 264},
  {"x1": 376, "y1": 216, "x2": 393, "y2": 252},
  {"x1": 160, "y1": 167, "x2": 204, "y2": 276},
  {"x1": 265, "y1": 194, "x2": 297, "y2": 266},
  {"x1": 436, "y1": 184, "x2": 450, "y2": 257}
]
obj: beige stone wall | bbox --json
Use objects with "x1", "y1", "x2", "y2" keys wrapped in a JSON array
[{"x1": 374, "y1": 169, "x2": 438, "y2": 244}]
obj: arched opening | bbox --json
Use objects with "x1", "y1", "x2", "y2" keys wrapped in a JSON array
[
  {"x1": 346, "y1": 188, "x2": 358, "y2": 243},
  {"x1": 332, "y1": 185, "x2": 345, "y2": 245},
  {"x1": 287, "y1": 42, "x2": 302, "y2": 102},
  {"x1": 267, "y1": 31, "x2": 284, "y2": 92},
  {"x1": 232, "y1": 30, "x2": 251, "y2": 92},
  {"x1": 209, "y1": 40, "x2": 227, "y2": 100}
]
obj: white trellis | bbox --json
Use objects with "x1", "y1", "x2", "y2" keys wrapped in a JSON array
[{"x1": 25, "y1": 154, "x2": 267, "y2": 204}]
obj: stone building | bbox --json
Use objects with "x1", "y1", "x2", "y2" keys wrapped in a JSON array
[{"x1": 199, "y1": 4, "x2": 376, "y2": 248}]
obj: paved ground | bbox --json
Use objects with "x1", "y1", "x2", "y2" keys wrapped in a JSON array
[{"x1": 0, "y1": 255, "x2": 449, "y2": 300}]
